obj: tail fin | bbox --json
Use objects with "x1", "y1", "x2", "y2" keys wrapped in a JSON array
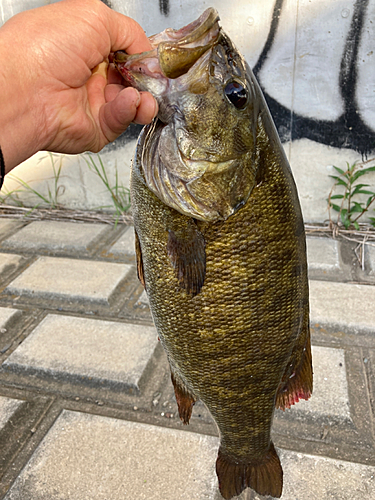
[{"x1": 216, "y1": 442, "x2": 283, "y2": 499}]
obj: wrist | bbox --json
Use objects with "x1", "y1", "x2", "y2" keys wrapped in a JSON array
[{"x1": 0, "y1": 100, "x2": 45, "y2": 173}]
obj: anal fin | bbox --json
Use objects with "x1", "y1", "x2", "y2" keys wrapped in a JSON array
[
  {"x1": 216, "y1": 442, "x2": 283, "y2": 499},
  {"x1": 171, "y1": 371, "x2": 197, "y2": 425}
]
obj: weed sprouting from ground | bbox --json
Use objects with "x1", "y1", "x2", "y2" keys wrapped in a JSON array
[
  {"x1": 0, "y1": 153, "x2": 131, "y2": 223},
  {"x1": 0, "y1": 153, "x2": 65, "y2": 210},
  {"x1": 83, "y1": 154, "x2": 131, "y2": 220},
  {"x1": 327, "y1": 158, "x2": 375, "y2": 230}
]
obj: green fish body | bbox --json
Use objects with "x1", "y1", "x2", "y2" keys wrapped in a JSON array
[{"x1": 115, "y1": 9, "x2": 312, "y2": 499}]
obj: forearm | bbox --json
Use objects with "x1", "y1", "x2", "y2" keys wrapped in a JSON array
[
  {"x1": 0, "y1": 30, "x2": 47, "y2": 172},
  {"x1": 0, "y1": 0, "x2": 157, "y2": 175}
]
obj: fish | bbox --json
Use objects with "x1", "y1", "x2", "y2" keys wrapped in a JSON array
[{"x1": 114, "y1": 8, "x2": 312, "y2": 499}]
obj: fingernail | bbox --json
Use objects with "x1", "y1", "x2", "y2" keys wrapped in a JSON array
[
  {"x1": 132, "y1": 88, "x2": 141, "y2": 107},
  {"x1": 92, "y1": 59, "x2": 109, "y2": 78},
  {"x1": 152, "y1": 97, "x2": 159, "y2": 119}
]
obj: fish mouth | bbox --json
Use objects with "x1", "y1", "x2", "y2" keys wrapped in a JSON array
[{"x1": 113, "y1": 8, "x2": 220, "y2": 85}]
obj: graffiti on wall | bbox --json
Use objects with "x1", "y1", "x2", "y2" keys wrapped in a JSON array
[
  {"x1": 122, "y1": 0, "x2": 375, "y2": 156},
  {"x1": 159, "y1": 0, "x2": 170, "y2": 17},
  {"x1": 253, "y1": 0, "x2": 375, "y2": 157},
  {"x1": 155, "y1": 0, "x2": 375, "y2": 156}
]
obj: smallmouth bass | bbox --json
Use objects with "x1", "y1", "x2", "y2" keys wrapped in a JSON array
[{"x1": 115, "y1": 8, "x2": 312, "y2": 499}]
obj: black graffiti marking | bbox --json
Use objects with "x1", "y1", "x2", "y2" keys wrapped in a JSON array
[
  {"x1": 253, "y1": 0, "x2": 375, "y2": 156},
  {"x1": 159, "y1": 0, "x2": 170, "y2": 17},
  {"x1": 100, "y1": 0, "x2": 112, "y2": 8},
  {"x1": 253, "y1": 0, "x2": 284, "y2": 78}
]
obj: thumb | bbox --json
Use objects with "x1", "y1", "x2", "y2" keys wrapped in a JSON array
[{"x1": 99, "y1": 87, "x2": 158, "y2": 143}]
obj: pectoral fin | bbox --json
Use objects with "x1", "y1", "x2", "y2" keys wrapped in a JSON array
[{"x1": 166, "y1": 220, "x2": 206, "y2": 296}]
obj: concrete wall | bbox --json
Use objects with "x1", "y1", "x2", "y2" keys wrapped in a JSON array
[{"x1": 1, "y1": 0, "x2": 375, "y2": 222}]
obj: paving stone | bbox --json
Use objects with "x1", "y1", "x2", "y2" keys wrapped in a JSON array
[
  {"x1": 0, "y1": 221, "x2": 108, "y2": 253},
  {"x1": 0, "y1": 307, "x2": 21, "y2": 336},
  {"x1": 282, "y1": 345, "x2": 350, "y2": 421},
  {"x1": 310, "y1": 279, "x2": 375, "y2": 334},
  {"x1": 0, "y1": 220, "x2": 23, "y2": 240},
  {"x1": 368, "y1": 244, "x2": 375, "y2": 275},
  {"x1": 0, "y1": 396, "x2": 23, "y2": 432},
  {"x1": 0, "y1": 253, "x2": 23, "y2": 276},
  {"x1": 136, "y1": 289, "x2": 149, "y2": 306},
  {"x1": 107, "y1": 226, "x2": 135, "y2": 257},
  {"x1": 3, "y1": 410, "x2": 218, "y2": 500},
  {"x1": 4, "y1": 410, "x2": 375, "y2": 500},
  {"x1": 306, "y1": 237, "x2": 340, "y2": 272},
  {"x1": 3, "y1": 315, "x2": 158, "y2": 391},
  {"x1": 5, "y1": 257, "x2": 132, "y2": 305},
  {"x1": 272, "y1": 450, "x2": 375, "y2": 500}
]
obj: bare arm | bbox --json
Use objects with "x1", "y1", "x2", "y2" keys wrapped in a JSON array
[{"x1": 0, "y1": 0, "x2": 157, "y2": 173}]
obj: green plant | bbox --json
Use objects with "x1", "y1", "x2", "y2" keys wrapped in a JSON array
[
  {"x1": 0, "y1": 153, "x2": 65, "y2": 209},
  {"x1": 327, "y1": 159, "x2": 375, "y2": 229},
  {"x1": 0, "y1": 153, "x2": 130, "y2": 222},
  {"x1": 83, "y1": 154, "x2": 131, "y2": 217}
]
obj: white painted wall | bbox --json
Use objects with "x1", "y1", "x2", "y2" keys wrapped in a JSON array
[{"x1": 1, "y1": 0, "x2": 374, "y2": 222}]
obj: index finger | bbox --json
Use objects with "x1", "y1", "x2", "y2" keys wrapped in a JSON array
[{"x1": 104, "y1": 7, "x2": 152, "y2": 54}]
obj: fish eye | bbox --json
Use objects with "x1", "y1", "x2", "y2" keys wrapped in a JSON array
[{"x1": 224, "y1": 80, "x2": 248, "y2": 109}]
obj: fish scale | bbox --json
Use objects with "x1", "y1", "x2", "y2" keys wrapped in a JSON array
[{"x1": 115, "y1": 8, "x2": 312, "y2": 499}]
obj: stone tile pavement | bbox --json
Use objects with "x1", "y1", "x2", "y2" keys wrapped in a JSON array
[{"x1": 0, "y1": 220, "x2": 374, "y2": 499}]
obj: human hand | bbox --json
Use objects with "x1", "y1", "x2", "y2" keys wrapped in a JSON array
[{"x1": 0, "y1": 0, "x2": 158, "y2": 171}]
